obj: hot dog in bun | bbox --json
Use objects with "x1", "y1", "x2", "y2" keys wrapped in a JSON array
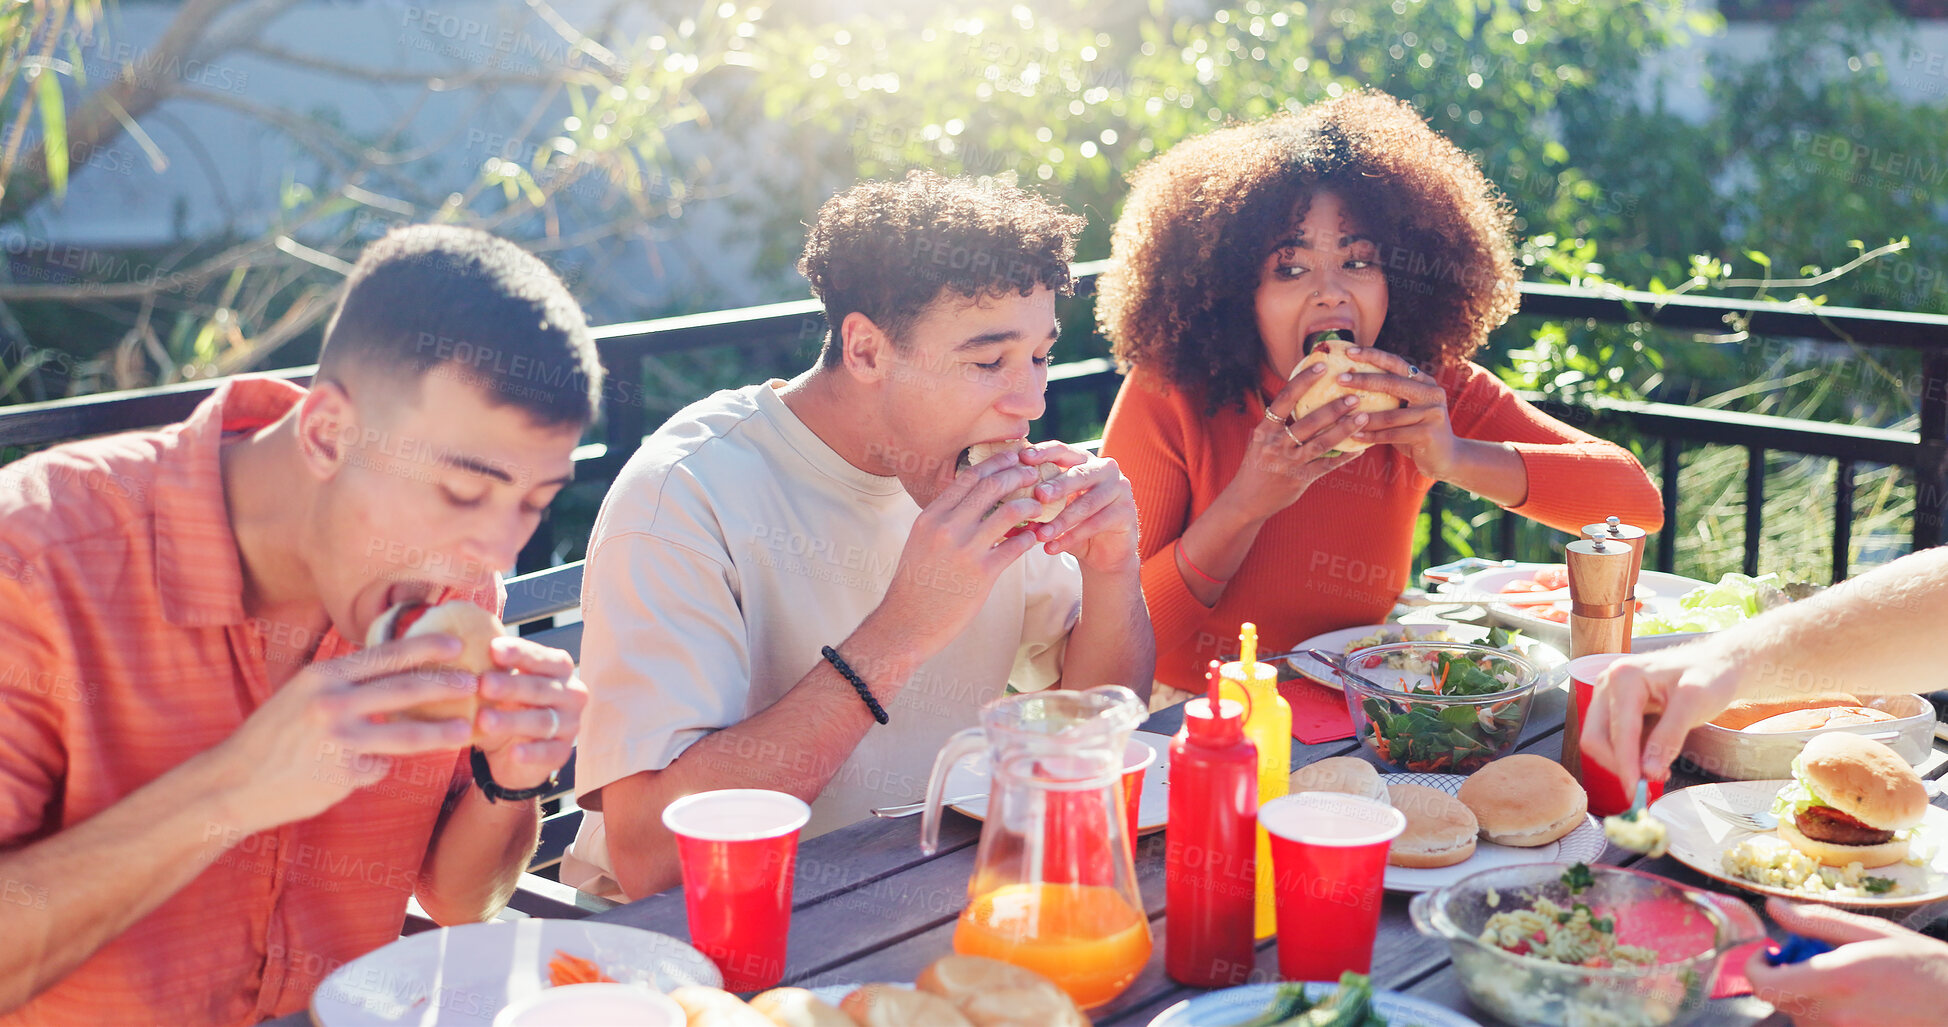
[{"x1": 364, "y1": 599, "x2": 506, "y2": 738}]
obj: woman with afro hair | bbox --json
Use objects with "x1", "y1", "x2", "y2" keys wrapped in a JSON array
[{"x1": 1097, "y1": 90, "x2": 1662, "y2": 692}]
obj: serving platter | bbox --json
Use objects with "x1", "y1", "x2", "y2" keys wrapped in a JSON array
[
  {"x1": 1442, "y1": 563, "x2": 1713, "y2": 651},
  {"x1": 1381, "y1": 773, "x2": 1605, "y2": 894},
  {"x1": 310, "y1": 920, "x2": 719, "y2": 1026},
  {"x1": 1649, "y1": 779, "x2": 1948, "y2": 908}
]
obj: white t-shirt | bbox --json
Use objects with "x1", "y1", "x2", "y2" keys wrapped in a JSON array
[{"x1": 562, "y1": 381, "x2": 1082, "y2": 898}]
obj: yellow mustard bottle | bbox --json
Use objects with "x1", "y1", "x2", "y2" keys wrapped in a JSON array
[{"x1": 1219, "y1": 622, "x2": 1291, "y2": 940}]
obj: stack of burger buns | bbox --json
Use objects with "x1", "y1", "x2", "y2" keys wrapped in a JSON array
[{"x1": 666, "y1": 955, "x2": 1089, "y2": 1027}]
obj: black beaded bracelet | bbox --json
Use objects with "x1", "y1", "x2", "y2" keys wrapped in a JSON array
[
  {"x1": 469, "y1": 746, "x2": 557, "y2": 803},
  {"x1": 821, "y1": 645, "x2": 890, "y2": 725}
]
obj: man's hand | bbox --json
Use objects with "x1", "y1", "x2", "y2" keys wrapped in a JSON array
[
  {"x1": 1746, "y1": 899, "x2": 1948, "y2": 1027},
  {"x1": 212, "y1": 634, "x2": 478, "y2": 831},
  {"x1": 882, "y1": 449, "x2": 1045, "y2": 654},
  {"x1": 1581, "y1": 646, "x2": 1744, "y2": 792},
  {"x1": 1020, "y1": 442, "x2": 1139, "y2": 574},
  {"x1": 473, "y1": 636, "x2": 585, "y2": 791}
]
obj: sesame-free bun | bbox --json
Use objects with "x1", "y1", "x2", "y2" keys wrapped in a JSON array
[
  {"x1": 1386, "y1": 782, "x2": 1478, "y2": 868},
  {"x1": 749, "y1": 988, "x2": 860, "y2": 1027},
  {"x1": 1797, "y1": 733, "x2": 1927, "y2": 832},
  {"x1": 670, "y1": 986, "x2": 777, "y2": 1027},
  {"x1": 364, "y1": 599, "x2": 506, "y2": 734},
  {"x1": 1710, "y1": 694, "x2": 1865, "y2": 730},
  {"x1": 1286, "y1": 340, "x2": 1397, "y2": 455},
  {"x1": 1457, "y1": 754, "x2": 1588, "y2": 847},
  {"x1": 915, "y1": 955, "x2": 1091, "y2": 1027},
  {"x1": 958, "y1": 440, "x2": 1064, "y2": 523},
  {"x1": 839, "y1": 985, "x2": 973, "y2": 1027},
  {"x1": 1743, "y1": 706, "x2": 1897, "y2": 733},
  {"x1": 1290, "y1": 757, "x2": 1389, "y2": 805},
  {"x1": 1777, "y1": 818, "x2": 1911, "y2": 869}
]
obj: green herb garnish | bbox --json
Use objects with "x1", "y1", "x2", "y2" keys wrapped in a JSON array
[
  {"x1": 1562, "y1": 863, "x2": 1595, "y2": 895},
  {"x1": 1863, "y1": 876, "x2": 1898, "y2": 895}
]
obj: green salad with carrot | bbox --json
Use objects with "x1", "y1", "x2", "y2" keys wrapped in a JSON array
[{"x1": 1356, "y1": 647, "x2": 1529, "y2": 773}]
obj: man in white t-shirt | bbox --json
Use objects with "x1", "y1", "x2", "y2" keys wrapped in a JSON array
[{"x1": 563, "y1": 172, "x2": 1156, "y2": 900}]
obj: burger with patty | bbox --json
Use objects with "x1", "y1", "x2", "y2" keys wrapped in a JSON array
[
  {"x1": 956, "y1": 440, "x2": 1066, "y2": 531},
  {"x1": 1771, "y1": 733, "x2": 1928, "y2": 868}
]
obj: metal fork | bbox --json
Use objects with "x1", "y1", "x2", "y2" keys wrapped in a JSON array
[{"x1": 1699, "y1": 802, "x2": 1777, "y2": 833}]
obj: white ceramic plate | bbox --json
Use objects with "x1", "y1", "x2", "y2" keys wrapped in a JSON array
[
  {"x1": 1445, "y1": 563, "x2": 1714, "y2": 651},
  {"x1": 1287, "y1": 623, "x2": 1566, "y2": 692},
  {"x1": 1381, "y1": 773, "x2": 1606, "y2": 894},
  {"x1": 310, "y1": 920, "x2": 720, "y2": 1026},
  {"x1": 943, "y1": 730, "x2": 1172, "y2": 834},
  {"x1": 1649, "y1": 779, "x2": 1948, "y2": 908},
  {"x1": 1147, "y1": 980, "x2": 1482, "y2": 1027}
]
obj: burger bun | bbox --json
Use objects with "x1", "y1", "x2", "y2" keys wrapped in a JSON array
[
  {"x1": 749, "y1": 988, "x2": 860, "y2": 1027},
  {"x1": 1286, "y1": 340, "x2": 1398, "y2": 455},
  {"x1": 958, "y1": 440, "x2": 1064, "y2": 523},
  {"x1": 839, "y1": 984, "x2": 973, "y2": 1027},
  {"x1": 1386, "y1": 782, "x2": 1478, "y2": 868},
  {"x1": 364, "y1": 599, "x2": 506, "y2": 736},
  {"x1": 1290, "y1": 757, "x2": 1389, "y2": 805},
  {"x1": 915, "y1": 955, "x2": 1091, "y2": 1027},
  {"x1": 670, "y1": 986, "x2": 777, "y2": 1027},
  {"x1": 1796, "y1": 733, "x2": 1927, "y2": 831},
  {"x1": 1457, "y1": 754, "x2": 1588, "y2": 847}
]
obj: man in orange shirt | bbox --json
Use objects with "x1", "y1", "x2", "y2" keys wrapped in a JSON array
[{"x1": 0, "y1": 226, "x2": 597, "y2": 1024}]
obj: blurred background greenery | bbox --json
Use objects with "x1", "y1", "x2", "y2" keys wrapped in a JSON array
[{"x1": 4, "y1": 0, "x2": 1944, "y2": 581}]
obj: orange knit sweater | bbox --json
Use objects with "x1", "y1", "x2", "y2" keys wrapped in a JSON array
[{"x1": 1101, "y1": 361, "x2": 1665, "y2": 691}]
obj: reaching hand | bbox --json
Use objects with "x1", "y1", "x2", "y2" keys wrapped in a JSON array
[
  {"x1": 1581, "y1": 647, "x2": 1744, "y2": 792},
  {"x1": 1746, "y1": 898, "x2": 1948, "y2": 1027}
]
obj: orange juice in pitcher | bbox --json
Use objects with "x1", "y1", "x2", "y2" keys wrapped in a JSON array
[{"x1": 954, "y1": 882, "x2": 1151, "y2": 1009}]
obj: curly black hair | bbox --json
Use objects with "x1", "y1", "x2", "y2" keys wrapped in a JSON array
[
  {"x1": 799, "y1": 170, "x2": 1086, "y2": 366},
  {"x1": 1097, "y1": 90, "x2": 1521, "y2": 415}
]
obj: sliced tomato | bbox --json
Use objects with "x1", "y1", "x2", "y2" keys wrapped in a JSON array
[
  {"x1": 1500, "y1": 580, "x2": 1550, "y2": 594},
  {"x1": 1530, "y1": 565, "x2": 1569, "y2": 590},
  {"x1": 1534, "y1": 606, "x2": 1571, "y2": 624}
]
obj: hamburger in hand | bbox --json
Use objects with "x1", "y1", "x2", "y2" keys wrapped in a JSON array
[
  {"x1": 364, "y1": 599, "x2": 508, "y2": 740},
  {"x1": 1286, "y1": 331, "x2": 1399, "y2": 457},
  {"x1": 1772, "y1": 733, "x2": 1927, "y2": 868},
  {"x1": 956, "y1": 440, "x2": 1067, "y2": 529}
]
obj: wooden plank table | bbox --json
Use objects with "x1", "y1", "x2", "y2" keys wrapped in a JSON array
[
  {"x1": 574, "y1": 682, "x2": 1853, "y2": 1026},
  {"x1": 274, "y1": 681, "x2": 1948, "y2": 1026}
]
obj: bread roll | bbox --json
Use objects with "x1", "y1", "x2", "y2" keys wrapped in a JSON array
[
  {"x1": 958, "y1": 440, "x2": 1063, "y2": 522},
  {"x1": 1709, "y1": 694, "x2": 1863, "y2": 730},
  {"x1": 670, "y1": 985, "x2": 776, "y2": 1027},
  {"x1": 1457, "y1": 754, "x2": 1588, "y2": 847},
  {"x1": 916, "y1": 955, "x2": 1091, "y2": 1027},
  {"x1": 1290, "y1": 757, "x2": 1389, "y2": 805},
  {"x1": 1744, "y1": 706, "x2": 1896, "y2": 733},
  {"x1": 1386, "y1": 782, "x2": 1478, "y2": 868},
  {"x1": 1286, "y1": 339, "x2": 1397, "y2": 455},
  {"x1": 840, "y1": 985, "x2": 974, "y2": 1027},
  {"x1": 749, "y1": 987, "x2": 859, "y2": 1027},
  {"x1": 364, "y1": 599, "x2": 506, "y2": 736}
]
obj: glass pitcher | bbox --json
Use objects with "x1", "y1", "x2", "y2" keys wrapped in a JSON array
[{"x1": 919, "y1": 685, "x2": 1153, "y2": 1010}]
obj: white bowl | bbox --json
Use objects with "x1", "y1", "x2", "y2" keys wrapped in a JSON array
[{"x1": 493, "y1": 983, "x2": 685, "y2": 1027}]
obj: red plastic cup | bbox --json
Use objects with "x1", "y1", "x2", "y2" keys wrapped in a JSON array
[
  {"x1": 661, "y1": 789, "x2": 811, "y2": 992},
  {"x1": 1570, "y1": 653, "x2": 1667, "y2": 817},
  {"x1": 1261, "y1": 793, "x2": 1406, "y2": 982},
  {"x1": 1120, "y1": 738, "x2": 1157, "y2": 848}
]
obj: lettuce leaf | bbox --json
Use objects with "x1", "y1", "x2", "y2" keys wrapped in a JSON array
[
  {"x1": 1638, "y1": 573, "x2": 1780, "y2": 636},
  {"x1": 1770, "y1": 750, "x2": 1831, "y2": 818}
]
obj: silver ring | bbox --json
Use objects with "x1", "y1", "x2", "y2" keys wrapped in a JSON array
[
  {"x1": 1282, "y1": 425, "x2": 1304, "y2": 447},
  {"x1": 1407, "y1": 365, "x2": 1422, "y2": 378},
  {"x1": 543, "y1": 707, "x2": 561, "y2": 740},
  {"x1": 1262, "y1": 406, "x2": 1286, "y2": 424}
]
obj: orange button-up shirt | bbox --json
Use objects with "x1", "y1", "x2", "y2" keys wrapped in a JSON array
[{"x1": 0, "y1": 378, "x2": 497, "y2": 1025}]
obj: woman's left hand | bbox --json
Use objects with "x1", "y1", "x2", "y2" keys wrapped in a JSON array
[{"x1": 1335, "y1": 346, "x2": 1461, "y2": 479}]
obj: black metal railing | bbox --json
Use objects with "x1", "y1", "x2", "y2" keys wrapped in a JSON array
[{"x1": 6, "y1": 262, "x2": 1947, "y2": 582}]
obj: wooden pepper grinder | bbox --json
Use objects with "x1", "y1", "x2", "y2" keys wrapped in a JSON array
[
  {"x1": 1581, "y1": 516, "x2": 1648, "y2": 644},
  {"x1": 1562, "y1": 530, "x2": 1636, "y2": 779}
]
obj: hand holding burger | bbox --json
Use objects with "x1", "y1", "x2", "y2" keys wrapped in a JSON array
[{"x1": 367, "y1": 599, "x2": 585, "y2": 793}]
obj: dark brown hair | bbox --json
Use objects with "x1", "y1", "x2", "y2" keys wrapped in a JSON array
[
  {"x1": 1097, "y1": 90, "x2": 1521, "y2": 415},
  {"x1": 318, "y1": 225, "x2": 601, "y2": 427},
  {"x1": 799, "y1": 170, "x2": 1085, "y2": 366}
]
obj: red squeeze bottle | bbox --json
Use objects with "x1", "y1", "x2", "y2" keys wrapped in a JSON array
[{"x1": 1165, "y1": 661, "x2": 1258, "y2": 988}]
